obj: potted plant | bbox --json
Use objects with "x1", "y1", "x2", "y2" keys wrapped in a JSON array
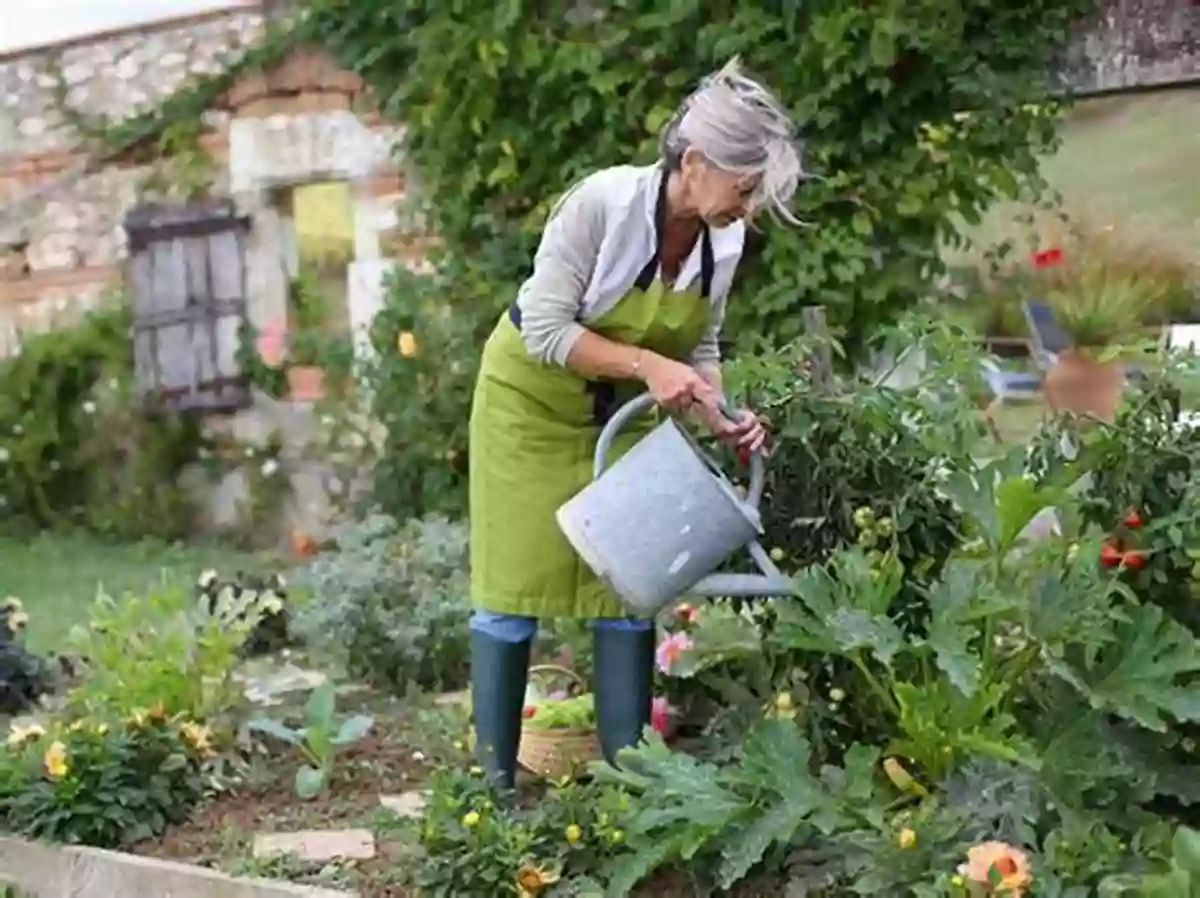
[
  {"x1": 285, "y1": 272, "x2": 330, "y2": 402},
  {"x1": 1041, "y1": 261, "x2": 1150, "y2": 420}
]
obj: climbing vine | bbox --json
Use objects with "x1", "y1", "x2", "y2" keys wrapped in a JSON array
[
  {"x1": 300, "y1": 0, "x2": 1097, "y2": 350},
  {"x1": 300, "y1": 0, "x2": 1099, "y2": 517}
]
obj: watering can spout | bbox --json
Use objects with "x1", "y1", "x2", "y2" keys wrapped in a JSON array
[{"x1": 684, "y1": 541, "x2": 794, "y2": 598}]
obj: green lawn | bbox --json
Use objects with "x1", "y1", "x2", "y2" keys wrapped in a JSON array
[
  {"x1": 0, "y1": 534, "x2": 264, "y2": 653},
  {"x1": 954, "y1": 87, "x2": 1200, "y2": 267}
]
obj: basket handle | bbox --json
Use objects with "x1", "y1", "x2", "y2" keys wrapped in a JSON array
[{"x1": 528, "y1": 664, "x2": 587, "y2": 691}]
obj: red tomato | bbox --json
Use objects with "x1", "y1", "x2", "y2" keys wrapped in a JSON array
[
  {"x1": 1099, "y1": 544, "x2": 1124, "y2": 567},
  {"x1": 522, "y1": 705, "x2": 537, "y2": 719},
  {"x1": 1124, "y1": 509, "x2": 1143, "y2": 528},
  {"x1": 1123, "y1": 550, "x2": 1148, "y2": 569}
]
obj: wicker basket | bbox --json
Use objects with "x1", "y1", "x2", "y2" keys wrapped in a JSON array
[{"x1": 517, "y1": 665, "x2": 603, "y2": 780}]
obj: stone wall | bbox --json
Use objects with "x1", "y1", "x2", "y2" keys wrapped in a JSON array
[
  {"x1": 0, "y1": 4, "x2": 422, "y2": 357},
  {"x1": 0, "y1": 7, "x2": 264, "y2": 351},
  {"x1": 1058, "y1": 0, "x2": 1199, "y2": 93},
  {"x1": 0, "y1": 3, "x2": 417, "y2": 546}
]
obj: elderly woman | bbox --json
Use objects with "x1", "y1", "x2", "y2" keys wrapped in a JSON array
[{"x1": 469, "y1": 59, "x2": 804, "y2": 788}]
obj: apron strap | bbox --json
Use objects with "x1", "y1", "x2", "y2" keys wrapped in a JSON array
[
  {"x1": 633, "y1": 167, "x2": 714, "y2": 298},
  {"x1": 509, "y1": 166, "x2": 714, "y2": 425}
]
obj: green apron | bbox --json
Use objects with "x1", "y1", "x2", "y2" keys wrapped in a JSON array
[{"x1": 469, "y1": 174, "x2": 715, "y2": 620}]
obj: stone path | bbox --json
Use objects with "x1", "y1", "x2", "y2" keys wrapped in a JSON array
[{"x1": 252, "y1": 829, "x2": 375, "y2": 863}]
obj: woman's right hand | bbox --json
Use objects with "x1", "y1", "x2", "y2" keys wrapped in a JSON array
[{"x1": 639, "y1": 351, "x2": 716, "y2": 413}]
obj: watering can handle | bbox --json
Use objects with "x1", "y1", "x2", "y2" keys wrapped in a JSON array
[{"x1": 592, "y1": 392, "x2": 766, "y2": 510}]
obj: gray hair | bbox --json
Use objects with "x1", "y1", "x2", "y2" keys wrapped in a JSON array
[{"x1": 661, "y1": 58, "x2": 805, "y2": 225}]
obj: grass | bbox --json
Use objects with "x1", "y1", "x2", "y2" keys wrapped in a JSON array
[
  {"x1": 960, "y1": 88, "x2": 1200, "y2": 266},
  {"x1": 0, "y1": 534, "x2": 265, "y2": 653}
]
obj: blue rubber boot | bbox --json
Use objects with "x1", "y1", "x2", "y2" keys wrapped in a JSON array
[
  {"x1": 470, "y1": 629, "x2": 531, "y2": 791},
  {"x1": 593, "y1": 625, "x2": 655, "y2": 766}
]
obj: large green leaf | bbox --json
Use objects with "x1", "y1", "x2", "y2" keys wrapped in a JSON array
[
  {"x1": 333, "y1": 714, "x2": 375, "y2": 746},
  {"x1": 1047, "y1": 604, "x2": 1200, "y2": 733},
  {"x1": 247, "y1": 718, "x2": 303, "y2": 746},
  {"x1": 295, "y1": 765, "x2": 327, "y2": 800}
]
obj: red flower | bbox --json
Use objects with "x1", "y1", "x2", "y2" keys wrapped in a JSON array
[{"x1": 1032, "y1": 247, "x2": 1063, "y2": 269}]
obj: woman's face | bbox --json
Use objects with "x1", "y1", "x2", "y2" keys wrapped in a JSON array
[{"x1": 679, "y1": 148, "x2": 761, "y2": 227}]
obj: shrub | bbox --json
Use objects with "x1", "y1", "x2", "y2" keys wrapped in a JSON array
[
  {"x1": 65, "y1": 583, "x2": 261, "y2": 723},
  {"x1": 597, "y1": 366, "x2": 1200, "y2": 893},
  {"x1": 294, "y1": 513, "x2": 471, "y2": 694},
  {"x1": 195, "y1": 569, "x2": 294, "y2": 657},
  {"x1": 0, "y1": 301, "x2": 200, "y2": 540},
  {"x1": 0, "y1": 597, "x2": 54, "y2": 716},
  {"x1": 413, "y1": 758, "x2": 634, "y2": 897},
  {"x1": 0, "y1": 711, "x2": 211, "y2": 848}
]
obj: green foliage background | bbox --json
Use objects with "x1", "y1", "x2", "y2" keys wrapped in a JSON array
[
  {"x1": 74, "y1": 0, "x2": 1101, "y2": 519},
  {"x1": 300, "y1": 0, "x2": 1097, "y2": 518}
]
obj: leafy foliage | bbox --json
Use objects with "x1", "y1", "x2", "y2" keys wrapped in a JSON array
[
  {"x1": 0, "y1": 598, "x2": 54, "y2": 716},
  {"x1": 603, "y1": 333, "x2": 1200, "y2": 895},
  {"x1": 64, "y1": 583, "x2": 259, "y2": 724},
  {"x1": 247, "y1": 682, "x2": 374, "y2": 799},
  {"x1": 0, "y1": 712, "x2": 210, "y2": 848},
  {"x1": 411, "y1": 756, "x2": 633, "y2": 898},
  {"x1": 293, "y1": 513, "x2": 471, "y2": 694},
  {"x1": 0, "y1": 302, "x2": 200, "y2": 540},
  {"x1": 271, "y1": 0, "x2": 1094, "y2": 518}
]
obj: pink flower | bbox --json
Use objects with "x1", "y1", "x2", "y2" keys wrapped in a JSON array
[
  {"x1": 256, "y1": 319, "x2": 287, "y2": 368},
  {"x1": 650, "y1": 696, "x2": 675, "y2": 736},
  {"x1": 655, "y1": 632, "x2": 693, "y2": 674}
]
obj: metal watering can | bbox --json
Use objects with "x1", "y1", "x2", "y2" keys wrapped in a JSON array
[{"x1": 556, "y1": 392, "x2": 794, "y2": 617}]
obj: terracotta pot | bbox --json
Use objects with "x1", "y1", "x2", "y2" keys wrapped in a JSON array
[
  {"x1": 287, "y1": 365, "x2": 326, "y2": 402},
  {"x1": 1043, "y1": 348, "x2": 1125, "y2": 421}
]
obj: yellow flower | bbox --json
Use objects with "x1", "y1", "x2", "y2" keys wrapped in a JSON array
[
  {"x1": 125, "y1": 710, "x2": 147, "y2": 728},
  {"x1": 462, "y1": 811, "x2": 481, "y2": 828},
  {"x1": 960, "y1": 841, "x2": 1032, "y2": 896},
  {"x1": 7, "y1": 723, "x2": 45, "y2": 748},
  {"x1": 951, "y1": 875, "x2": 965, "y2": 888},
  {"x1": 397, "y1": 331, "x2": 419, "y2": 357},
  {"x1": 565, "y1": 824, "x2": 582, "y2": 844},
  {"x1": 774, "y1": 692, "x2": 794, "y2": 712},
  {"x1": 6, "y1": 610, "x2": 28, "y2": 633},
  {"x1": 515, "y1": 861, "x2": 560, "y2": 896},
  {"x1": 452, "y1": 740, "x2": 465, "y2": 751},
  {"x1": 180, "y1": 721, "x2": 213, "y2": 756},
  {"x1": 469, "y1": 765, "x2": 484, "y2": 776},
  {"x1": 147, "y1": 702, "x2": 168, "y2": 722},
  {"x1": 898, "y1": 827, "x2": 917, "y2": 849},
  {"x1": 68, "y1": 720, "x2": 85, "y2": 733},
  {"x1": 43, "y1": 741, "x2": 68, "y2": 779}
]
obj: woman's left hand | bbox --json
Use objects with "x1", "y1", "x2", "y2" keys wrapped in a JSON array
[{"x1": 703, "y1": 405, "x2": 770, "y2": 455}]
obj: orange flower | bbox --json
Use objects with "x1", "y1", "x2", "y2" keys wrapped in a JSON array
[{"x1": 959, "y1": 841, "x2": 1032, "y2": 895}]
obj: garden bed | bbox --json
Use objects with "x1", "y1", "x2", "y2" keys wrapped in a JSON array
[{"x1": 135, "y1": 704, "x2": 436, "y2": 898}]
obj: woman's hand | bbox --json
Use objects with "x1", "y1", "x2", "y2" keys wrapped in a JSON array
[
  {"x1": 639, "y1": 352, "x2": 716, "y2": 413},
  {"x1": 705, "y1": 407, "x2": 770, "y2": 456}
]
